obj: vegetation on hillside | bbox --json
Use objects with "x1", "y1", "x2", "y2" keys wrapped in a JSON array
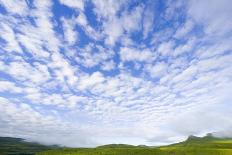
[
  {"x1": 1, "y1": 134, "x2": 232, "y2": 155},
  {"x1": 0, "y1": 137, "x2": 59, "y2": 155},
  {"x1": 164, "y1": 133, "x2": 232, "y2": 149},
  {"x1": 37, "y1": 147, "x2": 232, "y2": 155},
  {"x1": 97, "y1": 144, "x2": 139, "y2": 148},
  {"x1": 37, "y1": 134, "x2": 232, "y2": 155}
]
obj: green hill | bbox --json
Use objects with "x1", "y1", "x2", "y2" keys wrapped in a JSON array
[
  {"x1": 164, "y1": 133, "x2": 232, "y2": 149},
  {"x1": 97, "y1": 144, "x2": 137, "y2": 148},
  {"x1": 0, "y1": 137, "x2": 59, "y2": 155},
  {"x1": 37, "y1": 134, "x2": 232, "y2": 155},
  {"x1": 2, "y1": 134, "x2": 232, "y2": 155}
]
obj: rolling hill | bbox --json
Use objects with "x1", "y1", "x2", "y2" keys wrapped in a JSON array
[
  {"x1": 0, "y1": 137, "x2": 59, "y2": 155},
  {"x1": 1, "y1": 134, "x2": 232, "y2": 155},
  {"x1": 36, "y1": 134, "x2": 232, "y2": 155},
  {"x1": 163, "y1": 133, "x2": 232, "y2": 149}
]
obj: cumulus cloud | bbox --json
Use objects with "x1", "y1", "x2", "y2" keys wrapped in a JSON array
[
  {"x1": 59, "y1": 0, "x2": 84, "y2": 11},
  {"x1": 120, "y1": 47, "x2": 154, "y2": 62},
  {"x1": 61, "y1": 17, "x2": 78, "y2": 45},
  {"x1": 145, "y1": 62, "x2": 168, "y2": 78},
  {"x1": 187, "y1": 0, "x2": 232, "y2": 36}
]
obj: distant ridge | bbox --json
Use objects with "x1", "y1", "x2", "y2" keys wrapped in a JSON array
[
  {"x1": 97, "y1": 144, "x2": 149, "y2": 148},
  {"x1": 165, "y1": 133, "x2": 232, "y2": 149},
  {"x1": 97, "y1": 144, "x2": 137, "y2": 148},
  {"x1": 0, "y1": 137, "x2": 59, "y2": 155}
]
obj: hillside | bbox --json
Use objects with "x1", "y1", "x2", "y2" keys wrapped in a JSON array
[
  {"x1": 164, "y1": 133, "x2": 232, "y2": 149},
  {"x1": 37, "y1": 134, "x2": 232, "y2": 155},
  {"x1": 97, "y1": 144, "x2": 137, "y2": 148},
  {"x1": 1, "y1": 135, "x2": 232, "y2": 155},
  {"x1": 0, "y1": 137, "x2": 59, "y2": 155}
]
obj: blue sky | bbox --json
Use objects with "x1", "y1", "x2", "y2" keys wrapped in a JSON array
[{"x1": 0, "y1": 0, "x2": 232, "y2": 147}]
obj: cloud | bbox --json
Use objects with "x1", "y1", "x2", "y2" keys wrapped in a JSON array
[
  {"x1": 61, "y1": 17, "x2": 78, "y2": 45},
  {"x1": 75, "y1": 12, "x2": 102, "y2": 40},
  {"x1": 101, "y1": 60, "x2": 116, "y2": 71},
  {"x1": 0, "y1": 59, "x2": 51, "y2": 85},
  {"x1": 120, "y1": 47, "x2": 154, "y2": 62},
  {"x1": 145, "y1": 62, "x2": 168, "y2": 78},
  {"x1": 92, "y1": 0, "x2": 126, "y2": 20},
  {"x1": 0, "y1": 0, "x2": 28, "y2": 15},
  {"x1": 173, "y1": 37, "x2": 195, "y2": 57},
  {"x1": 174, "y1": 20, "x2": 194, "y2": 39},
  {"x1": 50, "y1": 52, "x2": 78, "y2": 86},
  {"x1": 0, "y1": 80, "x2": 22, "y2": 93},
  {"x1": 78, "y1": 72, "x2": 105, "y2": 90},
  {"x1": 0, "y1": 23, "x2": 22, "y2": 53},
  {"x1": 74, "y1": 44, "x2": 115, "y2": 68},
  {"x1": 187, "y1": 0, "x2": 232, "y2": 36},
  {"x1": 157, "y1": 41, "x2": 175, "y2": 56},
  {"x1": 93, "y1": 1, "x2": 143, "y2": 45},
  {"x1": 59, "y1": 0, "x2": 84, "y2": 11},
  {"x1": 142, "y1": 5, "x2": 155, "y2": 39}
]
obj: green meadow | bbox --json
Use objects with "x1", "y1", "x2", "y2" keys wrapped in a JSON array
[
  {"x1": 36, "y1": 148, "x2": 232, "y2": 155},
  {"x1": 1, "y1": 135, "x2": 232, "y2": 155},
  {"x1": 37, "y1": 135, "x2": 232, "y2": 155}
]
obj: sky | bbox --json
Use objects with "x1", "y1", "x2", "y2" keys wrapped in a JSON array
[{"x1": 0, "y1": 0, "x2": 232, "y2": 147}]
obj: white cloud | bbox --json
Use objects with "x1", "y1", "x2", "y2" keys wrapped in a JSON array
[
  {"x1": 0, "y1": 80, "x2": 22, "y2": 93},
  {"x1": 93, "y1": 1, "x2": 143, "y2": 45},
  {"x1": 101, "y1": 60, "x2": 116, "y2": 71},
  {"x1": 174, "y1": 20, "x2": 194, "y2": 39},
  {"x1": 0, "y1": 23, "x2": 22, "y2": 53},
  {"x1": 92, "y1": 0, "x2": 126, "y2": 20},
  {"x1": 172, "y1": 65, "x2": 197, "y2": 84},
  {"x1": 195, "y1": 39, "x2": 232, "y2": 59},
  {"x1": 121, "y1": 5, "x2": 143, "y2": 33},
  {"x1": 0, "y1": 59, "x2": 51, "y2": 85},
  {"x1": 188, "y1": 0, "x2": 232, "y2": 36},
  {"x1": 145, "y1": 62, "x2": 168, "y2": 78},
  {"x1": 173, "y1": 37, "x2": 196, "y2": 57},
  {"x1": 61, "y1": 17, "x2": 78, "y2": 45},
  {"x1": 103, "y1": 17, "x2": 124, "y2": 45},
  {"x1": 76, "y1": 12, "x2": 88, "y2": 26},
  {"x1": 75, "y1": 44, "x2": 115, "y2": 68},
  {"x1": 157, "y1": 41, "x2": 175, "y2": 56},
  {"x1": 0, "y1": 97, "x2": 96, "y2": 147},
  {"x1": 120, "y1": 47, "x2": 154, "y2": 62},
  {"x1": 75, "y1": 12, "x2": 102, "y2": 40},
  {"x1": 59, "y1": 0, "x2": 84, "y2": 11},
  {"x1": 0, "y1": 0, "x2": 28, "y2": 15},
  {"x1": 142, "y1": 7, "x2": 154, "y2": 38},
  {"x1": 50, "y1": 52, "x2": 78, "y2": 86},
  {"x1": 78, "y1": 72, "x2": 105, "y2": 90},
  {"x1": 163, "y1": 0, "x2": 185, "y2": 21}
]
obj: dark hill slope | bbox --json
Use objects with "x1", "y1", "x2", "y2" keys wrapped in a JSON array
[
  {"x1": 97, "y1": 144, "x2": 149, "y2": 148},
  {"x1": 0, "y1": 137, "x2": 59, "y2": 155},
  {"x1": 97, "y1": 144, "x2": 137, "y2": 148}
]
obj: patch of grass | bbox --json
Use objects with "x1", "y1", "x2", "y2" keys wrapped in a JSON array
[
  {"x1": 37, "y1": 147, "x2": 232, "y2": 155},
  {"x1": 37, "y1": 134, "x2": 232, "y2": 155}
]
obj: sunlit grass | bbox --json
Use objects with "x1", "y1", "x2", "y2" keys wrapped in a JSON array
[
  {"x1": 37, "y1": 148, "x2": 232, "y2": 155},
  {"x1": 37, "y1": 136, "x2": 232, "y2": 155}
]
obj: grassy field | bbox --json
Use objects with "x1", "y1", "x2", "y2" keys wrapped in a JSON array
[
  {"x1": 37, "y1": 147, "x2": 232, "y2": 155},
  {"x1": 1, "y1": 135, "x2": 232, "y2": 155},
  {"x1": 37, "y1": 135, "x2": 232, "y2": 155}
]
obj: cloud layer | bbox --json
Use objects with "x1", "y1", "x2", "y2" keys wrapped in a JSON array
[{"x1": 0, "y1": 0, "x2": 231, "y2": 147}]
